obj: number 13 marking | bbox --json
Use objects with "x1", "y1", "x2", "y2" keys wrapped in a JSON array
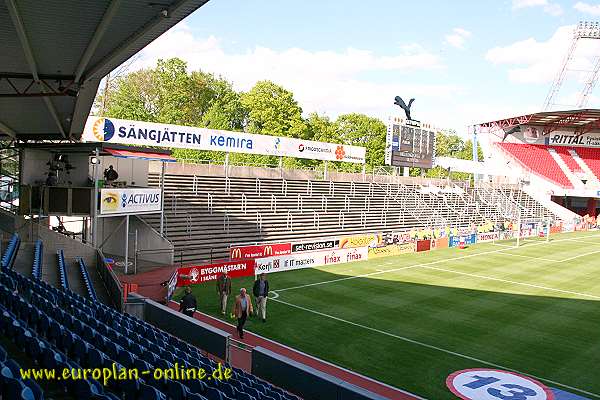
[{"x1": 464, "y1": 375, "x2": 538, "y2": 400}]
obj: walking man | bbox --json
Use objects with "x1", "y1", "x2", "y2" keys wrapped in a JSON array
[
  {"x1": 216, "y1": 272, "x2": 231, "y2": 315},
  {"x1": 253, "y1": 273, "x2": 269, "y2": 323},
  {"x1": 179, "y1": 286, "x2": 197, "y2": 318},
  {"x1": 233, "y1": 288, "x2": 253, "y2": 339}
]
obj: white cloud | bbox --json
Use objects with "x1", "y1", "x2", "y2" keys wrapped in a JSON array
[
  {"x1": 485, "y1": 25, "x2": 588, "y2": 84},
  {"x1": 445, "y1": 28, "x2": 472, "y2": 49},
  {"x1": 574, "y1": 1, "x2": 600, "y2": 15},
  {"x1": 130, "y1": 24, "x2": 463, "y2": 126},
  {"x1": 512, "y1": 0, "x2": 563, "y2": 15}
]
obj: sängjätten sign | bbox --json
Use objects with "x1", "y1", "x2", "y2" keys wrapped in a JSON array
[{"x1": 83, "y1": 117, "x2": 366, "y2": 164}]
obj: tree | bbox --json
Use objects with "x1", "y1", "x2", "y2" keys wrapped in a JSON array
[
  {"x1": 334, "y1": 113, "x2": 386, "y2": 171},
  {"x1": 240, "y1": 81, "x2": 308, "y2": 139}
]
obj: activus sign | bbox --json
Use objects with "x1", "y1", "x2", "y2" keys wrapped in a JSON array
[
  {"x1": 99, "y1": 188, "x2": 161, "y2": 216},
  {"x1": 83, "y1": 117, "x2": 366, "y2": 163}
]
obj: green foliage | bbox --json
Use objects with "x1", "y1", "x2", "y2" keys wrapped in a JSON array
[{"x1": 95, "y1": 57, "x2": 482, "y2": 175}]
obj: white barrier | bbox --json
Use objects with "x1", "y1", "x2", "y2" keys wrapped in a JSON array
[{"x1": 255, "y1": 247, "x2": 368, "y2": 275}]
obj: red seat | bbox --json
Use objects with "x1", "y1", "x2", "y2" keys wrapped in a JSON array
[
  {"x1": 552, "y1": 146, "x2": 583, "y2": 173},
  {"x1": 497, "y1": 143, "x2": 573, "y2": 188},
  {"x1": 574, "y1": 147, "x2": 600, "y2": 181}
]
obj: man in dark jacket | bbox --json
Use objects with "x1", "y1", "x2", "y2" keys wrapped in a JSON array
[
  {"x1": 179, "y1": 286, "x2": 197, "y2": 317},
  {"x1": 252, "y1": 273, "x2": 269, "y2": 322},
  {"x1": 216, "y1": 272, "x2": 231, "y2": 315}
]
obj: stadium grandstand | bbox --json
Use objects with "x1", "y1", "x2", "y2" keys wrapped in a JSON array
[{"x1": 1, "y1": 2, "x2": 600, "y2": 400}]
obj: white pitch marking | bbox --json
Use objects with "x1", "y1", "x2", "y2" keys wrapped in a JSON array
[
  {"x1": 276, "y1": 234, "x2": 600, "y2": 292},
  {"x1": 498, "y1": 252, "x2": 560, "y2": 262},
  {"x1": 270, "y1": 297, "x2": 600, "y2": 399},
  {"x1": 419, "y1": 265, "x2": 600, "y2": 301},
  {"x1": 559, "y1": 248, "x2": 600, "y2": 262}
]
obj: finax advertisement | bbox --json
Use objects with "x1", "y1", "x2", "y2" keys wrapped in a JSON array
[
  {"x1": 255, "y1": 247, "x2": 368, "y2": 274},
  {"x1": 83, "y1": 116, "x2": 366, "y2": 164},
  {"x1": 99, "y1": 188, "x2": 162, "y2": 216}
]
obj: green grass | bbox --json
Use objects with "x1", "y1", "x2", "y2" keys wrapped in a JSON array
[{"x1": 175, "y1": 231, "x2": 600, "y2": 399}]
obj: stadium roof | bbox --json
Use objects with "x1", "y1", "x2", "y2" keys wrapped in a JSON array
[
  {"x1": 476, "y1": 109, "x2": 600, "y2": 135},
  {"x1": 0, "y1": 0, "x2": 209, "y2": 141}
]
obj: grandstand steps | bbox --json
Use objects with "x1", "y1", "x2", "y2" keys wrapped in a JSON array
[
  {"x1": 547, "y1": 148, "x2": 583, "y2": 189},
  {"x1": 570, "y1": 149, "x2": 600, "y2": 186},
  {"x1": 144, "y1": 173, "x2": 560, "y2": 264}
]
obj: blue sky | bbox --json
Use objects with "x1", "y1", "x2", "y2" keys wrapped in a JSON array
[{"x1": 133, "y1": 0, "x2": 600, "y2": 135}]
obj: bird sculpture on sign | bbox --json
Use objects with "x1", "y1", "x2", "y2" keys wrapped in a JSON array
[{"x1": 394, "y1": 96, "x2": 415, "y2": 121}]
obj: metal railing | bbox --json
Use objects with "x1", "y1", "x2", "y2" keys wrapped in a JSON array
[
  {"x1": 255, "y1": 178, "x2": 261, "y2": 196},
  {"x1": 256, "y1": 212, "x2": 263, "y2": 233},
  {"x1": 241, "y1": 193, "x2": 247, "y2": 214},
  {"x1": 286, "y1": 211, "x2": 293, "y2": 231},
  {"x1": 338, "y1": 210, "x2": 345, "y2": 229},
  {"x1": 306, "y1": 180, "x2": 313, "y2": 196},
  {"x1": 270, "y1": 194, "x2": 277, "y2": 213},
  {"x1": 313, "y1": 211, "x2": 320, "y2": 231},
  {"x1": 207, "y1": 193, "x2": 213, "y2": 214},
  {"x1": 281, "y1": 179, "x2": 288, "y2": 196},
  {"x1": 297, "y1": 194, "x2": 303, "y2": 212}
]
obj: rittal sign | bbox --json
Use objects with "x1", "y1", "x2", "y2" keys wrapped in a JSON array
[
  {"x1": 99, "y1": 188, "x2": 162, "y2": 216},
  {"x1": 83, "y1": 116, "x2": 366, "y2": 163}
]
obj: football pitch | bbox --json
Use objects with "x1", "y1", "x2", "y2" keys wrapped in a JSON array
[{"x1": 179, "y1": 231, "x2": 600, "y2": 399}]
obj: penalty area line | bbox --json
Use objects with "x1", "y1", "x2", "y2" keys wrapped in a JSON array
[{"x1": 270, "y1": 297, "x2": 600, "y2": 399}]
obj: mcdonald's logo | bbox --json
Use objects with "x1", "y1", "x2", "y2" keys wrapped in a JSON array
[
  {"x1": 231, "y1": 248, "x2": 242, "y2": 259},
  {"x1": 264, "y1": 245, "x2": 273, "y2": 256}
]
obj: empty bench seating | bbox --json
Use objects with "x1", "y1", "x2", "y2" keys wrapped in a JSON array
[
  {"x1": 0, "y1": 265, "x2": 301, "y2": 400},
  {"x1": 497, "y1": 142, "x2": 573, "y2": 188},
  {"x1": 31, "y1": 240, "x2": 43, "y2": 280},
  {"x1": 1, "y1": 233, "x2": 20, "y2": 270},
  {"x1": 77, "y1": 257, "x2": 97, "y2": 302},
  {"x1": 56, "y1": 250, "x2": 68, "y2": 290}
]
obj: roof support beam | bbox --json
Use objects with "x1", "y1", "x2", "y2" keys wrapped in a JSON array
[
  {"x1": 74, "y1": 0, "x2": 123, "y2": 83},
  {"x1": 85, "y1": 0, "x2": 210, "y2": 81},
  {"x1": 0, "y1": 120, "x2": 17, "y2": 139},
  {"x1": 5, "y1": 0, "x2": 67, "y2": 138}
]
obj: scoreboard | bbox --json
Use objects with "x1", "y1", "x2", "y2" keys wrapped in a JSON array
[{"x1": 385, "y1": 118, "x2": 436, "y2": 168}]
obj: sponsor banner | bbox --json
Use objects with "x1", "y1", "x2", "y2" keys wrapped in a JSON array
[
  {"x1": 340, "y1": 234, "x2": 380, "y2": 249},
  {"x1": 477, "y1": 232, "x2": 500, "y2": 242},
  {"x1": 176, "y1": 260, "x2": 254, "y2": 286},
  {"x1": 230, "y1": 243, "x2": 291, "y2": 260},
  {"x1": 433, "y1": 237, "x2": 449, "y2": 249},
  {"x1": 449, "y1": 234, "x2": 477, "y2": 247},
  {"x1": 499, "y1": 231, "x2": 515, "y2": 240},
  {"x1": 292, "y1": 239, "x2": 339, "y2": 253},
  {"x1": 388, "y1": 231, "x2": 415, "y2": 244},
  {"x1": 446, "y1": 368, "x2": 554, "y2": 400},
  {"x1": 368, "y1": 242, "x2": 415, "y2": 258},
  {"x1": 256, "y1": 247, "x2": 368, "y2": 274},
  {"x1": 84, "y1": 116, "x2": 366, "y2": 163},
  {"x1": 99, "y1": 188, "x2": 161, "y2": 216},
  {"x1": 416, "y1": 239, "x2": 431, "y2": 252}
]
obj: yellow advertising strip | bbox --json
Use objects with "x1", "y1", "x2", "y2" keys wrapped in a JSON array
[
  {"x1": 368, "y1": 242, "x2": 416, "y2": 258},
  {"x1": 340, "y1": 234, "x2": 380, "y2": 249}
]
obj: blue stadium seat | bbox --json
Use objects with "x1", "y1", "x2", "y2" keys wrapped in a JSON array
[
  {"x1": 0, "y1": 344, "x2": 6, "y2": 362},
  {"x1": 205, "y1": 386, "x2": 225, "y2": 400},
  {"x1": 166, "y1": 379, "x2": 188, "y2": 400},
  {"x1": 23, "y1": 378, "x2": 44, "y2": 400},
  {"x1": 138, "y1": 383, "x2": 166, "y2": 400},
  {"x1": 188, "y1": 393, "x2": 209, "y2": 400}
]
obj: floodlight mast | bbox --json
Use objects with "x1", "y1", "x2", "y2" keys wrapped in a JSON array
[{"x1": 543, "y1": 21, "x2": 600, "y2": 111}]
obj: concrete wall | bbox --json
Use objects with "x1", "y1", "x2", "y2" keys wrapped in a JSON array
[
  {"x1": 143, "y1": 298, "x2": 230, "y2": 360},
  {"x1": 97, "y1": 215, "x2": 173, "y2": 265},
  {"x1": 150, "y1": 161, "x2": 458, "y2": 186},
  {"x1": 252, "y1": 346, "x2": 389, "y2": 400}
]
